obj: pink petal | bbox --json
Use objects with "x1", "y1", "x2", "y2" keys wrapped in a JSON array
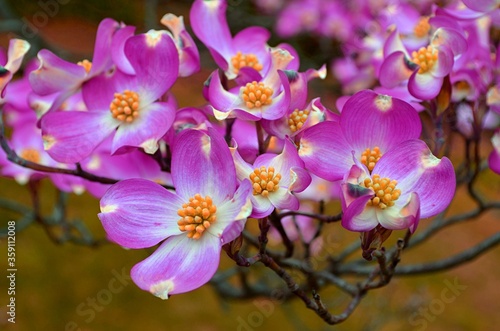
[
  {"x1": 190, "y1": 0, "x2": 233, "y2": 60},
  {"x1": 268, "y1": 187, "x2": 300, "y2": 211},
  {"x1": 377, "y1": 192, "x2": 420, "y2": 232},
  {"x1": 408, "y1": 71, "x2": 444, "y2": 100},
  {"x1": 172, "y1": 128, "x2": 237, "y2": 204},
  {"x1": 89, "y1": 18, "x2": 121, "y2": 76},
  {"x1": 160, "y1": 14, "x2": 200, "y2": 77},
  {"x1": 379, "y1": 51, "x2": 414, "y2": 88},
  {"x1": 209, "y1": 179, "x2": 252, "y2": 243},
  {"x1": 250, "y1": 194, "x2": 275, "y2": 218},
  {"x1": 111, "y1": 101, "x2": 175, "y2": 155},
  {"x1": 131, "y1": 233, "x2": 221, "y2": 298},
  {"x1": 340, "y1": 90, "x2": 422, "y2": 152},
  {"x1": 41, "y1": 110, "x2": 117, "y2": 163},
  {"x1": 124, "y1": 31, "x2": 180, "y2": 104},
  {"x1": 207, "y1": 70, "x2": 242, "y2": 113},
  {"x1": 340, "y1": 182, "x2": 378, "y2": 232},
  {"x1": 431, "y1": 45, "x2": 454, "y2": 78},
  {"x1": 99, "y1": 179, "x2": 184, "y2": 249},
  {"x1": 299, "y1": 121, "x2": 354, "y2": 181},
  {"x1": 373, "y1": 139, "x2": 456, "y2": 219},
  {"x1": 29, "y1": 49, "x2": 85, "y2": 95},
  {"x1": 111, "y1": 25, "x2": 137, "y2": 75}
]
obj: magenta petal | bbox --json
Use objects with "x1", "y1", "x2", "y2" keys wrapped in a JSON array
[
  {"x1": 269, "y1": 188, "x2": 300, "y2": 211},
  {"x1": 111, "y1": 101, "x2": 175, "y2": 155},
  {"x1": 30, "y1": 49, "x2": 85, "y2": 95},
  {"x1": 82, "y1": 70, "x2": 120, "y2": 111},
  {"x1": 250, "y1": 194, "x2": 275, "y2": 218},
  {"x1": 462, "y1": 0, "x2": 498, "y2": 12},
  {"x1": 378, "y1": 192, "x2": 420, "y2": 232},
  {"x1": 261, "y1": 71, "x2": 292, "y2": 120},
  {"x1": 431, "y1": 45, "x2": 454, "y2": 78},
  {"x1": 41, "y1": 111, "x2": 117, "y2": 163},
  {"x1": 161, "y1": 14, "x2": 201, "y2": 77},
  {"x1": 131, "y1": 234, "x2": 221, "y2": 298},
  {"x1": 431, "y1": 27, "x2": 468, "y2": 56},
  {"x1": 299, "y1": 121, "x2": 354, "y2": 181},
  {"x1": 233, "y1": 26, "x2": 271, "y2": 71},
  {"x1": 190, "y1": 0, "x2": 233, "y2": 59},
  {"x1": 99, "y1": 179, "x2": 184, "y2": 249},
  {"x1": 208, "y1": 70, "x2": 242, "y2": 113},
  {"x1": 89, "y1": 18, "x2": 120, "y2": 76},
  {"x1": 379, "y1": 51, "x2": 414, "y2": 88},
  {"x1": 172, "y1": 128, "x2": 236, "y2": 203},
  {"x1": 340, "y1": 183, "x2": 378, "y2": 232},
  {"x1": 111, "y1": 25, "x2": 137, "y2": 75},
  {"x1": 289, "y1": 166, "x2": 312, "y2": 193},
  {"x1": 340, "y1": 90, "x2": 422, "y2": 152},
  {"x1": 373, "y1": 140, "x2": 456, "y2": 219},
  {"x1": 408, "y1": 71, "x2": 443, "y2": 100},
  {"x1": 124, "y1": 31, "x2": 179, "y2": 103},
  {"x1": 210, "y1": 179, "x2": 252, "y2": 243}
]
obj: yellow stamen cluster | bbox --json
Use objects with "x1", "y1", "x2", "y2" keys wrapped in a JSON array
[
  {"x1": 240, "y1": 81, "x2": 273, "y2": 109},
  {"x1": 361, "y1": 146, "x2": 382, "y2": 172},
  {"x1": 288, "y1": 109, "x2": 310, "y2": 132},
  {"x1": 231, "y1": 51, "x2": 263, "y2": 74},
  {"x1": 413, "y1": 17, "x2": 430, "y2": 38},
  {"x1": 362, "y1": 174, "x2": 401, "y2": 209},
  {"x1": 77, "y1": 59, "x2": 92, "y2": 73},
  {"x1": 177, "y1": 194, "x2": 217, "y2": 240},
  {"x1": 250, "y1": 166, "x2": 281, "y2": 198},
  {"x1": 411, "y1": 45, "x2": 438, "y2": 74},
  {"x1": 20, "y1": 148, "x2": 41, "y2": 163},
  {"x1": 110, "y1": 90, "x2": 140, "y2": 123}
]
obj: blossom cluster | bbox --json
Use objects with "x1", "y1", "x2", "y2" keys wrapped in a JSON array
[{"x1": 0, "y1": 0, "x2": 499, "y2": 300}]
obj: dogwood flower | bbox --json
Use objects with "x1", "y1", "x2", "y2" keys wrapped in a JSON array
[
  {"x1": 41, "y1": 30, "x2": 179, "y2": 163},
  {"x1": 231, "y1": 138, "x2": 311, "y2": 218},
  {"x1": 299, "y1": 90, "x2": 421, "y2": 181},
  {"x1": 98, "y1": 128, "x2": 252, "y2": 298},
  {"x1": 340, "y1": 139, "x2": 455, "y2": 233}
]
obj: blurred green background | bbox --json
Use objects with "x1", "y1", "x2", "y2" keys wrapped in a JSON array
[{"x1": 1, "y1": 1, "x2": 500, "y2": 330}]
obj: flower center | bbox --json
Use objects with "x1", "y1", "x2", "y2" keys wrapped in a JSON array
[
  {"x1": 110, "y1": 90, "x2": 140, "y2": 123},
  {"x1": 77, "y1": 59, "x2": 92, "y2": 73},
  {"x1": 288, "y1": 109, "x2": 310, "y2": 132},
  {"x1": 360, "y1": 146, "x2": 382, "y2": 172},
  {"x1": 20, "y1": 148, "x2": 41, "y2": 163},
  {"x1": 411, "y1": 45, "x2": 438, "y2": 74},
  {"x1": 240, "y1": 81, "x2": 273, "y2": 109},
  {"x1": 177, "y1": 194, "x2": 217, "y2": 240},
  {"x1": 362, "y1": 174, "x2": 401, "y2": 209},
  {"x1": 413, "y1": 17, "x2": 430, "y2": 38},
  {"x1": 231, "y1": 51, "x2": 263, "y2": 74},
  {"x1": 249, "y1": 166, "x2": 281, "y2": 198}
]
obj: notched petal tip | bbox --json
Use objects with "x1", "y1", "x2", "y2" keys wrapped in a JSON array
[
  {"x1": 42, "y1": 134, "x2": 56, "y2": 150},
  {"x1": 100, "y1": 204, "x2": 118, "y2": 214},
  {"x1": 150, "y1": 279, "x2": 175, "y2": 300},
  {"x1": 374, "y1": 94, "x2": 393, "y2": 112},
  {"x1": 145, "y1": 30, "x2": 169, "y2": 47},
  {"x1": 140, "y1": 138, "x2": 159, "y2": 154}
]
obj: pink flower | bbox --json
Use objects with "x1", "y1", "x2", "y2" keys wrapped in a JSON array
[
  {"x1": 340, "y1": 139, "x2": 455, "y2": 233},
  {"x1": 231, "y1": 138, "x2": 311, "y2": 218},
  {"x1": 40, "y1": 30, "x2": 180, "y2": 163},
  {"x1": 190, "y1": 0, "x2": 272, "y2": 81},
  {"x1": 98, "y1": 129, "x2": 252, "y2": 298},
  {"x1": 379, "y1": 21, "x2": 467, "y2": 100},
  {"x1": 299, "y1": 90, "x2": 421, "y2": 181}
]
